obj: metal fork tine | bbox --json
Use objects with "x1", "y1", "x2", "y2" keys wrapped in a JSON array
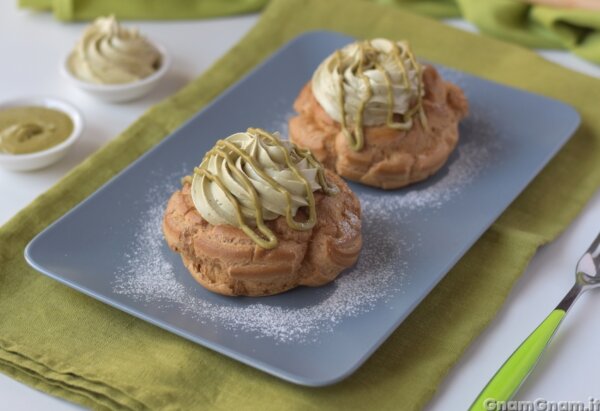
[{"x1": 585, "y1": 231, "x2": 600, "y2": 267}]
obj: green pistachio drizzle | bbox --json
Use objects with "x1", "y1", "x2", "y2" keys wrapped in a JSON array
[
  {"x1": 335, "y1": 40, "x2": 429, "y2": 151},
  {"x1": 191, "y1": 128, "x2": 336, "y2": 249}
]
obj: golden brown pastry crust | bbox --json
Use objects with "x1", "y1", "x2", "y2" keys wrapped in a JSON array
[
  {"x1": 289, "y1": 65, "x2": 469, "y2": 189},
  {"x1": 162, "y1": 170, "x2": 362, "y2": 297}
]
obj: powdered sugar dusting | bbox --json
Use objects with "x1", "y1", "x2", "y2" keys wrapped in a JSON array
[
  {"x1": 358, "y1": 130, "x2": 495, "y2": 213},
  {"x1": 113, "y1": 89, "x2": 498, "y2": 344},
  {"x1": 268, "y1": 109, "x2": 294, "y2": 137},
  {"x1": 114, "y1": 193, "x2": 410, "y2": 343}
]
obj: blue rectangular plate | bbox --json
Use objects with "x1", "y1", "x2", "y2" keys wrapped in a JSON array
[{"x1": 25, "y1": 31, "x2": 580, "y2": 386}]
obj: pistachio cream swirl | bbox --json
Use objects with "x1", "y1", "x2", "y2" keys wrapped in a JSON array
[
  {"x1": 190, "y1": 128, "x2": 336, "y2": 249},
  {"x1": 68, "y1": 15, "x2": 161, "y2": 84},
  {"x1": 312, "y1": 38, "x2": 427, "y2": 151}
]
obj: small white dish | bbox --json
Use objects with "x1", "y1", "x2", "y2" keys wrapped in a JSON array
[
  {"x1": 61, "y1": 43, "x2": 170, "y2": 103},
  {"x1": 0, "y1": 97, "x2": 84, "y2": 171}
]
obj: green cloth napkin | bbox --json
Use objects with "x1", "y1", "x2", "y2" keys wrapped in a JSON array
[
  {"x1": 18, "y1": 0, "x2": 267, "y2": 20},
  {"x1": 18, "y1": 0, "x2": 600, "y2": 64},
  {"x1": 3, "y1": 0, "x2": 600, "y2": 409}
]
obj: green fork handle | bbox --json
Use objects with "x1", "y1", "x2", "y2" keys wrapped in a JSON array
[{"x1": 469, "y1": 309, "x2": 566, "y2": 411}]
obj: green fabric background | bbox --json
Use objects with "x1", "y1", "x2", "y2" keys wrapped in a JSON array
[
  {"x1": 3, "y1": 0, "x2": 600, "y2": 409},
  {"x1": 18, "y1": 0, "x2": 600, "y2": 64}
]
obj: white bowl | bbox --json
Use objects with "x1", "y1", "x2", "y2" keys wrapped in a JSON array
[
  {"x1": 61, "y1": 43, "x2": 170, "y2": 103},
  {"x1": 0, "y1": 97, "x2": 84, "y2": 171}
]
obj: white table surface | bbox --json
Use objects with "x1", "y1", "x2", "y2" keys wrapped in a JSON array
[{"x1": 2, "y1": 3, "x2": 600, "y2": 410}]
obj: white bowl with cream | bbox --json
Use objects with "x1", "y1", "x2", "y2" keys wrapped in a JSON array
[
  {"x1": 61, "y1": 46, "x2": 170, "y2": 102},
  {"x1": 0, "y1": 97, "x2": 84, "y2": 171},
  {"x1": 61, "y1": 16, "x2": 170, "y2": 103}
]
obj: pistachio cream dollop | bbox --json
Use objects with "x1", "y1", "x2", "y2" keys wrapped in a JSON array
[
  {"x1": 312, "y1": 38, "x2": 427, "y2": 151},
  {"x1": 68, "y1": 15, "x2": 161, "y2": 84},
  {"x1": 0, "y1": 107, "x2": 73, "y2": 154},
  {"x1": 190, "y1": 128, "x2": 336, "y2": 249}
]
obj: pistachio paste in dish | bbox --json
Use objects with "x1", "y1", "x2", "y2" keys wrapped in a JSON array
[
  {"x1": 0, "y1": 106, "x2": 73, "y2": 154},
  {"x1": 68, "y1": 15, "x2": 162, "y2": 85}
]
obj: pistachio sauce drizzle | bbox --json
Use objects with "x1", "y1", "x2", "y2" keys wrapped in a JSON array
[
  {"x1": 191, "y1": 128, "x2": 336, "y2": 249},
  {"x1": 335, "y1": 40, "x2": 428, "y2": 151}
]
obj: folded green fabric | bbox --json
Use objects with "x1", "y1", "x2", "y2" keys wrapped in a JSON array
[
  {"x1": 18, "y1": 0, "x2": 600, "y2": 64},
  {"x1": 2, "y1": 0, "x2": 600, "y2": 409},
  {"x1": 18, "y1": 0, "x2": 268, "y2": 20},
  {"x1": 456, "y1": 0, "x2": 600, "y2": 63}
]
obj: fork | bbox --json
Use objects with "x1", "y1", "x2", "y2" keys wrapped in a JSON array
[{"x1": 469, "y1": 232, "x2": 600, "y2": 410}]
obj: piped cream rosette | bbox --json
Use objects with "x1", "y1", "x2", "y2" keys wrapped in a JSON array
[
  {"x1": 190, "y1": 128, "x2": 336, "y2": 249},
  {"x1": 311, "y1": 38, "x2": 427, "y2": 150},
  {"x1": 68, "y1": 16, "x2": 162, "y2": 84}
]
